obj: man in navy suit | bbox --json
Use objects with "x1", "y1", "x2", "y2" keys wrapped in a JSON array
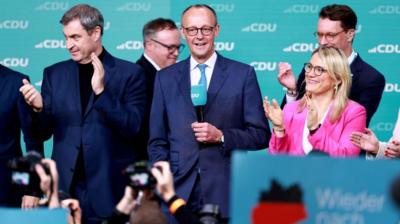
[
  {"x1": 20, "y1": 4, "x2": 146, "y2": 223},
  {"x1": 148, "y1": 4, "x2": 270, "y2": 220},
  {"x1": 0, "y1": 65, "x2": 42, "y2": 207},
  {"x1": 135, "y1": 18, "x2": 183, "y2": 160},
  {"x1": 279, "y1": 4, "x2": 385, "y2": 127}
]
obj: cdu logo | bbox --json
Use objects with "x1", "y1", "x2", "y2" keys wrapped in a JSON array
[
  {"x1": 35, "y1": 2, "x2": 69, "y2": 11},
  {"x1": 104, "y1": 21, "x2": 111, "y2": 30},
  {"x1": 250, "y1": 62, "x2": 277, "y2": 71},
  {"x1": 368, "y1": 44, "x2": 400, "y2": 54},
  {"x1": 35, "y1": 40, "x2": 66, "y2": 49},
  {"x1": 0, "y1": 20, "x2": 29, "y2": 30},
  {"x1": 117, "y1": 2, "x2": 151, "y2": 12},
  {"x1": 214, "y1": 42, "x2": 234, "y2": 51},
  {"x1": 369, "y1": 5, "x2": 400, "y2": 14},
  {"x1": 116, "y1": 41, "x2": 143, "y2": 50},
  {"x1": 35, "y1": 80, "x2": 42, "y2": 87},
  {"x1": 384, "y1": 83, "x2": 400, "y2": 93},
  {"x1": 355, "y1": 24, "x2": 362, "y2": 34},
  {"x1": 241, "y1": 23, "x2": 277, "y2": 33},
  {"x1": 283, "y1": 43, "x2": 318, "y2": 53},
  {"x1": 370, "y1": 122, "x2": 394, "y2": 132},
  {"x1": 284, "y1": 4, "x2": 319, "y2": 14},
  {"x1": 0, "y1": 58, "x2": 29, "y2": 67},
  {"x1": 210, "y1": 4, "x2": 234, "y2": 13}
]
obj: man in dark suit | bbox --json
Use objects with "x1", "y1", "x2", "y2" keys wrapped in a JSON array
[
  {"x1": 0, "y1": 65, "x2": 42, "y2": 207},
  {"x1": 279, "y1": 4, "x2": 385, "y2": 127},
  {"x1": 135, "y1": 18, "x2": 183, "y2": 160},
  {"x1": 20, "y1": 4, "x2": 146, "y2": 223},
  {"x1": 148, "y1": 4, "x2": 270, "y2": 220}
]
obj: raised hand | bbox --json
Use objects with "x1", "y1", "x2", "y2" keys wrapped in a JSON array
[
  {"x1": 385, "y1": 140, "x2": 400, "y2": 158},
  {"x1": 19, "y1": 79, "x2": 43, "y2": 112},
  {"x1": 277, "y1": 62, "x2": 297, "y2": 90},
  {"x1": 263, "y1": 96, "x2": 284, "y2": 135},
  {"x1": 305, "y1": 93, "x2": 319, "y2": 130},
  {"x1": 350, "y1": 128, "x2": 379, "y2": 153},
  {"x1": 91, "y1": 52, "x2": 105, "y2": 95}
]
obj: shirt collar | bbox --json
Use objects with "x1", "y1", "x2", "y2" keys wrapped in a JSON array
[
  {"x1": 143, "y1": 53, "x2": 161, "y2": 71},
  {"x1": 190, "y1": 51, "x2": 217, "y2": 71},
  {"x1": 348, "y1": 49, "x2": 358, "y2": 65}
]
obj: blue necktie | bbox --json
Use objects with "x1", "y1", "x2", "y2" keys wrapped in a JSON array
[{"x1": 197, "y1": 64, "x2": 207, "y2": 88}]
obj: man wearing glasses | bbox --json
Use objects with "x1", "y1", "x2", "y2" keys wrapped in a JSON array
[
  {"x1": 135, "y1": 18, "x2": 183, "y2": 160},
  {"x1": 279, "y1": 4, "x2": 385, "y2": 127},
  {"x1": 148, "y1": 4, "x2": 270, "y2": 222}
]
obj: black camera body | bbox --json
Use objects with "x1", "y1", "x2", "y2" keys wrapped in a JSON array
[
  {"x1": 124, "y1": 161, "x2": 157, "y2": 190},
  {"x1": 198, "y1": 204, "x2": 224, "y2": 224},
  {"x1": 8, "y1": 151, "x2": 49, "y2": 196}
]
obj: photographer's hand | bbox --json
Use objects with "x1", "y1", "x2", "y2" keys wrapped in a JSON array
[
  {"x1": 21, "y1": 195, "x2": 40, "y2": 209},
  {"x1": 61, "y1": 199, "x2": 82, "y2": 224},
  {"x1": 116, "y1": 186, "x2": 139, "y2": 215},
  {"x1": 36, "y1": 159, "x2": 60, "y2": 208},
  {"x1": 151, "y1": 161, "x2": 175, "y2": 202}
]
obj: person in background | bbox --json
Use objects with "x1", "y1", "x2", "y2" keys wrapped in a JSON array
[
  {"x1": 135, "y1": 18, "x2": 183, "y2": 160},
  {"x1": 351, "y1": 109, "x2": 400, "y2": 159},
  {"x1": 278, "y1": 4, "x2": 385, "y2": 127},
  {"x1": 265, "y1": 46, "x2": 366, "y2": 157}
]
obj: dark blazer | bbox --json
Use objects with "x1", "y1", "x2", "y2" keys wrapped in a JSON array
[
  {"x1": 0, "y1": 65, "x2": 42, "y2": 205},
  {"x1": 135, "y1": 55, "x2": 158, "y2": 160},
  {"x1": 282, "y1": 54, "x2": 385, "y2": 126},
  {"x1": 148, "y1": 54, "x2": 271, "y2": 217},
  {"x1": 36, "y1": 49, "x2": 146, "y2": 217}
]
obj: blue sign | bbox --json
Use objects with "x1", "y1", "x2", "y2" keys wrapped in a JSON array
[{"x1": 231, "y1": 152, "x2": 400, "y2": 224}]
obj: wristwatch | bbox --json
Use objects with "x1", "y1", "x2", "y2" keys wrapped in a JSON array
[{"x1": 287, "y1": 89, "x2": 298, "y2": 97}]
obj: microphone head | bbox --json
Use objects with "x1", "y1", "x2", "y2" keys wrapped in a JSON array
[{"x1": 191, "y1": 84, "x2": 207, "y2": 106}]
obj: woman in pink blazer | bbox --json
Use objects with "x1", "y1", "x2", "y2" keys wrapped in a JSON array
[{"x1": 264, "y1": 46, "x2": 366, "y2": 157}]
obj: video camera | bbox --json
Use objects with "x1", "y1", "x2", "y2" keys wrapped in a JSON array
[
  {"x1": 124, "y1": 161, "x2": 157, "y2": 190},
  {"x1": 8, "y1": 151, "x2": 49, "y2": 196}
]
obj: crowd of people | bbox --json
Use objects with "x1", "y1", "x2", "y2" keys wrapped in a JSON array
[{"x1": 0, "y1": 2, "x2": 395, "y2": 224}]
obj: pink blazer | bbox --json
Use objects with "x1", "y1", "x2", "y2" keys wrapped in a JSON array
[{"x1": 269, "y1": 100, "x2": 366, "y2": 157}]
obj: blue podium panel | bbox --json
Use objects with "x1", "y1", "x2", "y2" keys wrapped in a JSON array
[
  {"x1": 0, "y1": 207, "x2": 67, "y2": 224},
  {"x1": 231, "y1": 152, "x2": 400, "y2": 224}
]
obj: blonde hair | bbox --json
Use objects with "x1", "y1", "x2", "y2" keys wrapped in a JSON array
[{"x1": 298, "y1": 46, "x2": 351, "y2": 122}]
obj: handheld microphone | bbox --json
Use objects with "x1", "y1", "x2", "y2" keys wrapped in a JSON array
[{"x1": 191, "y1": 84, "x2": 207, "y2": 122}]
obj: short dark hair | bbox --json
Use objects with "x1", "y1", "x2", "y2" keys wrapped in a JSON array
[
  {"x1": 319, "y1": 4, "x2": 357, "y2": 31},
  {"x1": 60, "y1": 4, "x2": 104, "y2": 35},
  {"x1": 181, "y1": 4, "x2": 218, "y2": 25},
  {"x1": 142, "y1": 18, "x2": 178, "y2": 41}
]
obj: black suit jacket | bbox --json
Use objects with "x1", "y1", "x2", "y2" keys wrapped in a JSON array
[
  {"x1": 135, "y1": 55, "x2": 158, "y2": 160},
  {"x1": 282, "y1": 54, "x2": 385, "y2": 126},
  {"x1": 0, "y1": 65, "x2": 43, "y2": 205}
]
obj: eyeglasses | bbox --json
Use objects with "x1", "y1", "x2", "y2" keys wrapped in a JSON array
[
  {"x1": 304, "y1": 63, "x2": 327, "y2": 76},
  {"x1": 150, "y1": 38, "x2": 185, "y2": 53},
  {"x1": 313, "y1": 30, "x2": 345, "y2": 42},
  {"x1": 182, "y1": 26, "x2": 215, "y2": 36}
]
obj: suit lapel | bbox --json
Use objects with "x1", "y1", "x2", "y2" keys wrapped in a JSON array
[
  {"x1": 70, "y1": 61, "x2": 82, "y2": 116},
  {"x1": 176, "y1": 59, "x2": 194, "y2": 106},
  {"x1": 206, "y1": 55, "x2": 228, "y2": 109}
]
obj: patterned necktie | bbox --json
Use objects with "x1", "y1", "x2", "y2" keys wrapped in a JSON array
[{"x1": 197, "y1": 64, "x2": 207, "y2": 88}]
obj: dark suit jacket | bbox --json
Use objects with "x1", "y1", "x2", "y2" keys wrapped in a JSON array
[
  {"x1": 135, "y1": 55, "x2": 158, "y2": 160},
  {"x1": 148, "y1": 54, "x2": 271, "y2": 217},
  {"x1": 0, "y1": 65, "x2": 42, "y2": 205},
  {"x1": 282, "y1": 54, "x2": 385, "y2": 126},
  {"x1": 36, "y1": 49, "x2": 146, "y2": 217}
]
